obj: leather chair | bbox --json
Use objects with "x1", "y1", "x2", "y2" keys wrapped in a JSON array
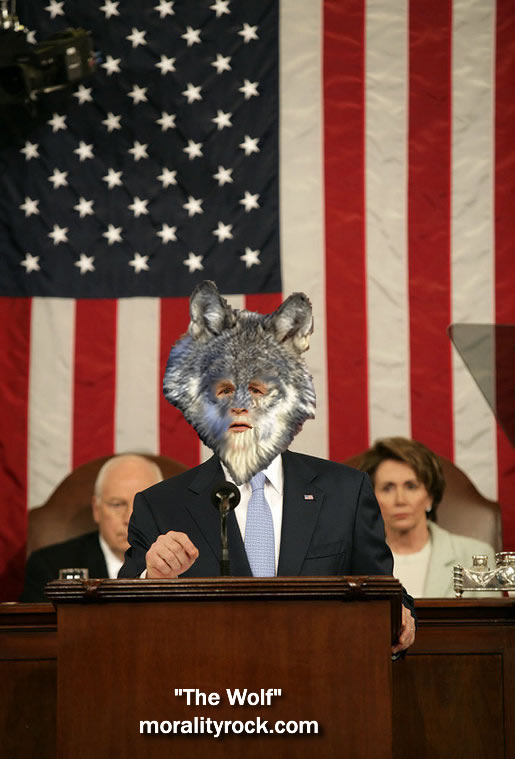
[
  {"x1": 344, "y1": 453, "x2": 503, "y2": 552},
  {"x1": 26, "y1": 454, "x2": 188, "y2": 556}
]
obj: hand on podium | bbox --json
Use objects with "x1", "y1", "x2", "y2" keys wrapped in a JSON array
[
  {"x1": 392, "y1": 605, "x2": 416, "y2": 657},
  {"x1": 146, "y1": 531, "x2": 199, "y2": 578}
]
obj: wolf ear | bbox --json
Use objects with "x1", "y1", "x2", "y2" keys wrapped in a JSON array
[
  {"x1": 188, "y1": 280, "x2": 236, "y2": 342},
  {"x1": 269, "y1": 293, "x2": 313, "y2": 354}
]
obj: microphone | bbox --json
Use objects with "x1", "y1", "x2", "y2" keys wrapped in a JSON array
[
  {"x1": 210, "y1": 481, "x2": 241, "y2": 577},
  {"x1": 211, "y1": 481, "x2": 241, "y2": 512}
]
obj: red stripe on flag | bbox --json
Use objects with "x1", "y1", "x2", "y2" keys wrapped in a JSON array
[
  {"x1": 0, "y1": 298, "x2": 31, "y2": 600},
  {"x1": 73, "y1": 300, "x2": 117, "y2": 468},
  {"x1": 245, "y1": 293, "x2": 282, "y2": 313},
  {"x1": 408, "y1": 1, "x2": 453, "y2": 459},
  {"x1": 160, "y1": 298, "x2": 199, "y2": 468},
  {"x1": 495, "y1": 0, "x2": 515, "y2": 549},
  {"x1": 324, "y1": 0, "x2": 369, "y2": 461}
]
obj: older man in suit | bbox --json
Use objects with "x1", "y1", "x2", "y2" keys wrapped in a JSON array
[{"x1": 20, "y1": 453, "x2": 162, "y2": 602}]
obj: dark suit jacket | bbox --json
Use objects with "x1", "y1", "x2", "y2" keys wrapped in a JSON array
[
  {"x1": 120, "y1": 452, "x2": 414, "y2": 611},
  {"x1": 19, "y1": 531, "x2": 108, "y2": 602}
]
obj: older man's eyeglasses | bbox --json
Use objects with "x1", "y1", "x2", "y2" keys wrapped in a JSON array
[{"x1": 101, "y1": 499, "x2": 130, "y2": 510}]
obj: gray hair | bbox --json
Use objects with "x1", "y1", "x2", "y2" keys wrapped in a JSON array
[{"x1": 94, "y1": 453, "x2": 163, "y2": 497}]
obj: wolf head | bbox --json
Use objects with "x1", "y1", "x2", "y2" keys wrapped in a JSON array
[{"x1": 163, "y1": 281, "x2": 316, "y2": 484}]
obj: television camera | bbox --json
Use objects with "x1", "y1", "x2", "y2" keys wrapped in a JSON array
[{"x1": 0, "y1": 0, "x2": 96, "y2": 106}]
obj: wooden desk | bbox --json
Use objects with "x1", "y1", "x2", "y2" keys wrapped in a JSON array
[
  {"x1": 393, "y1": 599, "x2": 515, "y2": 759},
  {"x1": 1, "y1": 598, "x2": 513, "y2": 758},
  {"x1": 0, "y1": 603, "x2": 57, "y2": 759}
]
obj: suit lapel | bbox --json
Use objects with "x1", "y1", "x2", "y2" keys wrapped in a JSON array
[
  {"x1": 186, "y1": 455, "x2": 251, "y2": 576},
  {"x1": 424, "y1": 523, "x2": 456, "y2": 596},
  {"x1": 277, "y1": 451, "x2": 324, "y2": 576}
]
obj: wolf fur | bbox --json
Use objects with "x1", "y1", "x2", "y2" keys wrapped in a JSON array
[{"x1": 163, "y1": 281, "x2": 316, "y2": 484}]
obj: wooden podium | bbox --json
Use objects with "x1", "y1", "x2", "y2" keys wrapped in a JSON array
[{"x1": 47, "y1": 576, "x2": 402, "y2": 759}]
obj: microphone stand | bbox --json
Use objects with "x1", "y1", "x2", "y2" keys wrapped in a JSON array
[
  {"x1": 211, "y1": 481, "x2": 240, "y2": 577},
  {"x1": 219, "y1": 495, "x2": 231, "y2": 577}
]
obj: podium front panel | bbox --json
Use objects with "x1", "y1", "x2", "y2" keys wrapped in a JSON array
[{"x1": 56, "y1": 587, "x2": 395, "y2": 759}]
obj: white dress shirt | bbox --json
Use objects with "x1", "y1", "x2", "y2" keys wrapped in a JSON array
[
  {"x1": 98, "y1": 534, "x2": 124, "y2": 579},
  {"x1": 221, "y1": 454, "x2": 284, "y2": 574}
]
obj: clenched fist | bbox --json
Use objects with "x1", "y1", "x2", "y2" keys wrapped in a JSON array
[{"x1": 146, "y1": 531, "x2": 199, "y2": 579}]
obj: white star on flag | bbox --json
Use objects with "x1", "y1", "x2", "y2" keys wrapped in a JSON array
[
  {"x1": 102, "y1": 113, "x2": 122, "y2": 132},
  {"x1": 183, "y1": 140, "x2": 203, "y2": 160},
  {"x1": 239, "y1": 135, "x2": 260, "y2": 156},
  {"x1": 212, "y1": 110, "x2": 232, "y2": 130},
  {"x1": 45, "y1": 1, "x2": 64, "y2": 19},
  {"x1": 102, "y1": 56, "x2": 121, "y2": 75},
  {"x1": 48, "y1": 224, "x2": 68, "y2": 245},
  {"x1": 73, "y1": 197, "x2": 95, "y2": 217},
  {"x1": 157, "y1": 168, "x2": 177, "y2": 187},
  {"x1": 239, "y1": 79, "x2": 259, "y2": 100},
  {"x1": 128, "y1": 141, "x2": 149, "y2": 161},
  {"x1": 128, "y1": 85, "x2": 148, "y2": 104},
  {"x1": 240, "y1": 191, "x2": 260, "y2": 211},
  {"x1": 21, "y1": 253, "x2": 40, "y2": 273},
  {"x1": 154, "y1": 0, "x2": 174, "y2": 18},
  {"x1": 19, "y1": 197, "x2": 40, "y2": 217},
  {"x1": 129, "y1": 197, "x2": 149, "y2": 217},
  {"x1": 74, "y1": 142, "x2": 94, "y2": 161},
  {"x1": 184, "y1": 252, "x2": 204, "y2": 273},
  {"x1": 210, "y1": 0, "x2": 230, "y2": 18},
  {"x1": 103, "y1": 224, "x2": 123, "y2": 245},
  {"x1": 129, "y1": 253, "x2": 150, "y2": 272},
  {"x1": 21, "y1": 142, "x2": 39, "y2": 160},
  {"x1": 181, "y1": 26, "x2": 201, "y2": 46},
  {"x1": 126, "y1": 28, "x2": 147, "y2": 48},
  {"x1": 75, "y1": 254, "x2": 95, "y2": 274},
  {"x1": 102, "y1": 168, "x2": 123, "y2": 188},
  {"x1": 47, "y1": 113, "x2": 67, "y2": 132},
  {"x1": 213, "y1": 166, "x2": 233, "y2": 186},
  {"x1": 100, "y1": 0, "x2": 119, "y2": 18},
  {"x1": 211, "y1": 54, "x2": 231, "y2": 74},
  {"x1": 156, "y1": 112, "x2": 176, "y2": 131},
  {"x1": 48, "y1": 168, "x2": 68, "y2": 189},
  {"x1": 156, "y1": 56, "x2": 176, "y2": 75},
  {"x1": 26, "y1": 30, "x2": 37, "y2": 44},
  {"x1": 240, "y1": 247, "x2": 261, "y2": 268},
  {"x1": 182, "y1": 83, "x2": 202, "y2": 104},
  {"x1": 183, "y1": 196, "x2": 203, "y2": 217},
  {"x1": 238, "y1": 23, "x2": 258, "y2": 43},
  {"x1": 73, "y1": 85, "x2": 93, "y2": 104},
  {"x1": 157, "y1": 224, "x2": 177, "y2": 243},
  {"x1": 213, "y1": 221, "x2": 233, "y2": 242}
]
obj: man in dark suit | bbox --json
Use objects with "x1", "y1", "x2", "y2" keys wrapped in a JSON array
[
  {"x1": 120, "y1": 449, "x2": 416, "y2": 654},
  {"x1": 121, "y1": 451, "x2": 389, "y2": 578},
  {"x1": 20, "y1": 453, "x2": 163, "y2": 602},
  {"x1": 120, "y1": 281, "x2": 416, "y2": 653}
]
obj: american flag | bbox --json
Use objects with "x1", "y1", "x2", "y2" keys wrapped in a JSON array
[
  {"x1": 0, "y1": 0, "x2": 514, "y2": 600},
  {"x1": 0, "y1": 0, "x2": 280, "y2": 296}
]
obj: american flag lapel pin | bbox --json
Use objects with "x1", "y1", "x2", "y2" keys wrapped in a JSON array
[{"x1": 304, "y1": 494, "x2": 315, "y2": 500}]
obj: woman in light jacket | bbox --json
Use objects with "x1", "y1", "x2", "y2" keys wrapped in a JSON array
[{"x1": 357, "y1": 437, "x2": 497, "y2": 598}]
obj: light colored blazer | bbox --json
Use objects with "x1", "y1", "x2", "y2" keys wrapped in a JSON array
[{"x1": 423, "y1": 521, "x2": 498, "y2": 598}]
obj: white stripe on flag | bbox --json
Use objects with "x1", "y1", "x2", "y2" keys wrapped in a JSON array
[
  {"x1": 279, "y1": 0, "x2": 328, "y2": 460},
  {"x1": 28, "y1": 298, "x2": 75, "y2": 508},
  {"x1": 365, "y1": 0, "x2": 411, "y2": 442},
  {"x1": 451, "y1": 0, "x2": 497, "y2": 499},
  {"x1": 199, "y1": 293, "x2": 246, "y2": 464},
  {"x1": 115, "y1": 298, "x2": 160, "y2": 455}
]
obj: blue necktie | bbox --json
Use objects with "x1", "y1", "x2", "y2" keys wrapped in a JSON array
[{"x1": 244, "y1": 471, "x2": 275, "y2": 577}]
